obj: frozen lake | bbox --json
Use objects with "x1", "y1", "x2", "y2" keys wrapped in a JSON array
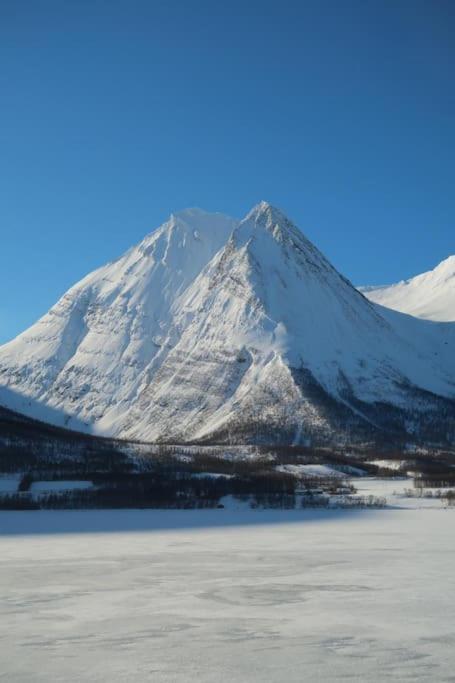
[{"x1": 1, "y1": 479, "x2": 454, "y2": 682}]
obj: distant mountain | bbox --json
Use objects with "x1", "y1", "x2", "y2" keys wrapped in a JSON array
[
  {"x1": 0, "y1": 202, "x2": 454, "y2": 446},
  {"x1": 360, "y1": 256, "x2": 455, "y2": 322}
]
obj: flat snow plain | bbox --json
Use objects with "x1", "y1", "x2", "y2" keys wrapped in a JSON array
[{"x1": 1, "y1": 478, "x2": 454, "y2": 682}]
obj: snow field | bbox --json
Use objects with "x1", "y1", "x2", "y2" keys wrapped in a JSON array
[{"x1": 1, "y1": 484, "x2": 455, "y2": 682}]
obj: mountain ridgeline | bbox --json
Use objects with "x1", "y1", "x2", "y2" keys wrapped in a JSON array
[{"x1": 0, "y1": 202, "x2": 454, "y2": 447}]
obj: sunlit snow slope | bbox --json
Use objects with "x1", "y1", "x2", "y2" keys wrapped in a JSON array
[
  {"x1": 0, "y1": 203, "x2": 454, "y2": 445},
  {"x1": 360, "y1": 256, "x2": 455, "y2": 322}
]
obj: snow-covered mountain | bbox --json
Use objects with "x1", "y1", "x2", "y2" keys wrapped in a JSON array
[
  {"x1": 0, "y1": 202, "x2": 454, "y2": 446},
  {"x1": 360, "y1": 256, "x2": 455, "y2": 322},
  {"x1": 0, "y1": 207, "x2": 237, "y2": 431}
]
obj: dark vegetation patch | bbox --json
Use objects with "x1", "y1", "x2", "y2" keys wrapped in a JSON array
[{"x1": 0, "y1": 403, "x2": 454, "y2": 509}]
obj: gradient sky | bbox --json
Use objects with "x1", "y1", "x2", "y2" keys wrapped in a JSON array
[{"x1": 1, "y1": 0, "x2": 454, "y2": 343}]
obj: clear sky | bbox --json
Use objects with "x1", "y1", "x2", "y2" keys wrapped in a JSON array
[{"x1": 1, "y1": 0, "x2": 454, "y2": 343}]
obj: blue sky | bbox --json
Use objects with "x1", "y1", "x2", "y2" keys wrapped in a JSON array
[{"x1": 1, "y1": 0, "x2": 454, "y2": 343}]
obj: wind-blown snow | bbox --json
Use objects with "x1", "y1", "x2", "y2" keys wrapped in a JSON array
[
  {"x1": 0, "y1": 202, "x2": 454, "y2": 443},
  {"x1": 360, "y1": 255, "x2": 455, "y2": 322}
]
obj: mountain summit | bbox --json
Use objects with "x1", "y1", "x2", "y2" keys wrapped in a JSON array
[{"x1": 0, "y1": 203, "x2": 454, "y2": 446}]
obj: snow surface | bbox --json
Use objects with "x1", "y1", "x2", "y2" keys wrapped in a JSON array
[
  {"x1": 351, "y1": 476, "x2": 446, "y2": 509},
  {"x1": 0, "y1": 202, "x2": 454, "y2": 443},
  {"x1": 276, "y1": 463, "x2": 347, "y2": 478},
  {"x1": 1, "y1": 489, "x2": 455, "y2": 682},
  {"x1": 367, "y1": 459, "x2": 405, "y2": 471},
  {"x1": 360, "y1": 255, "x2": 455, "y2": 322},
  {"x1": 0, "y1": 475, "x2": 20, "y2": 493},
  {"x1": 190, "y1": 472, "x2": 233, "y2": 479}
]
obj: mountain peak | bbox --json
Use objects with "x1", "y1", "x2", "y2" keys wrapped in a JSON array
[
  {"x1": 138, "y1": 208, "x2": 237, "y2": 259},
  {"x1": 238, "y1": 201, "x2": 299, "y2": 241},
  {"x1": 169, "y1": 206, "x2": 231, "y2": 225},
  {"x1": 245, "y1": 201, "x2": 290, "y2": 226},
  {"x1": 158, "y1": 207, "x2": 237, "y2": 236},
  {"x1": 434, "y1": 254, "x2": 455, "y2": 279},
  {"x1": 235, "y1": 202, "x2": 329, "y2": 273}
]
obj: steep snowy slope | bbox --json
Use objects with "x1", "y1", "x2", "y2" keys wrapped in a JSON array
[
  {"x1": 360, "y1": 256, "x2": 455, "y2": 321},
  {"x1": 0, "y1": 202, "x2": 454, "y2": 446}
]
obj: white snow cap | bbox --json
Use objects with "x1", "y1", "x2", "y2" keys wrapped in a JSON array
[
  {"x1": 246, "y1": 200, "x2": 287, "y2": 220},
  {"x1": 242, "y1": 200, "x2": 299, "y2": 236}
]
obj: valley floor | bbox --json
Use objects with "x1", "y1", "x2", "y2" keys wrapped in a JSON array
[{"x1": 1, "y1": 479, "x2": 454, "y2": 682}]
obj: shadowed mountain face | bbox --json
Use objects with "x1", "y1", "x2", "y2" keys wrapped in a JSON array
[{"x1": 0, "y1": 202, "x2": 454, "y2": 446}]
